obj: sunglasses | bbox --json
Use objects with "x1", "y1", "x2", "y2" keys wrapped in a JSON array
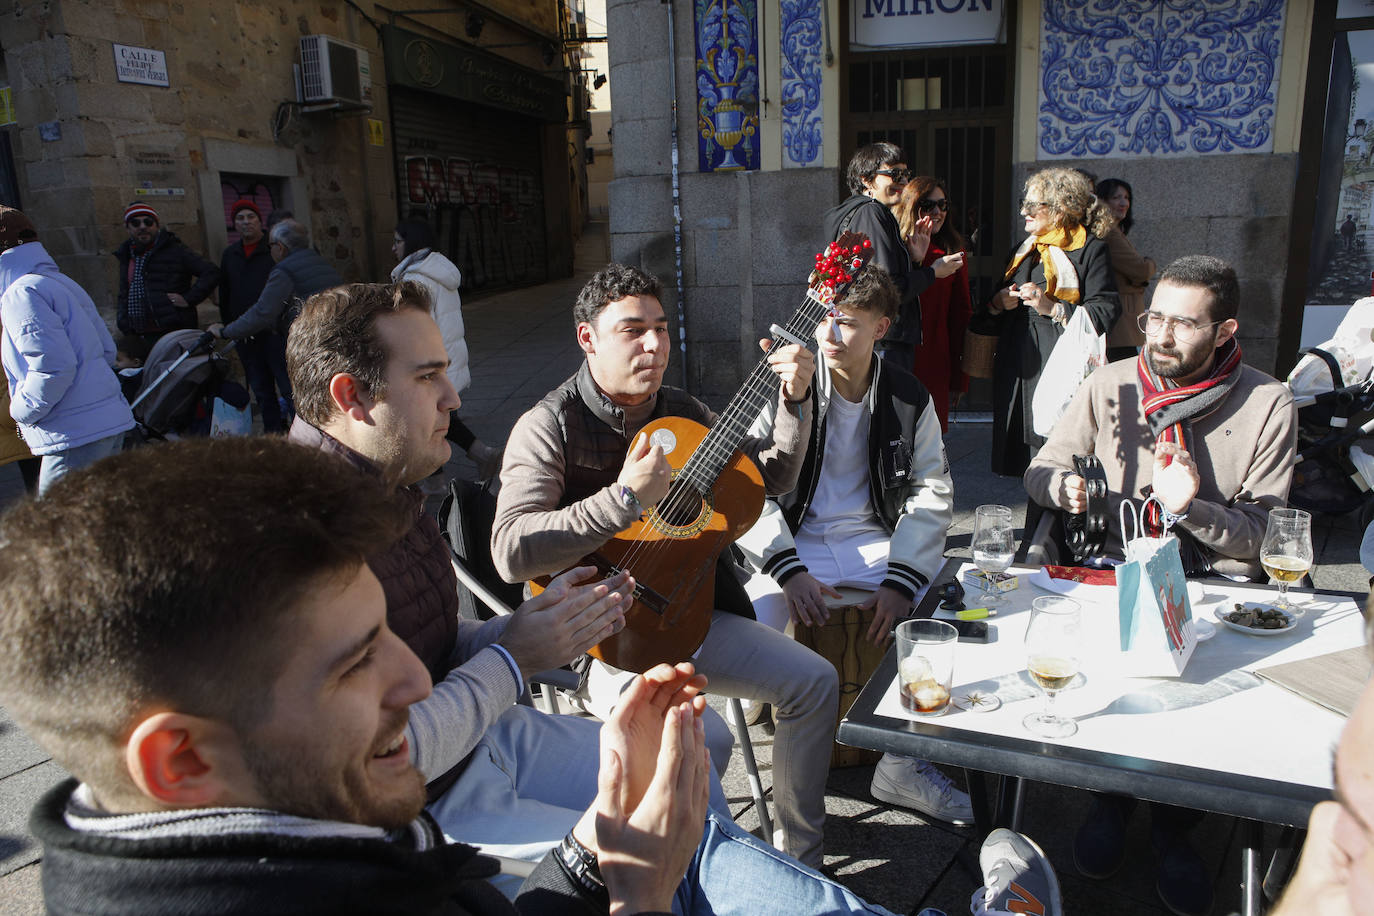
[
  {"x1": 917, "y1": 198, "x2": 949, "y2": 214},
  {"x1": 127, "y1": 217, "x2": 157, "y2": 228},
  {"x1": 874, "y1": 168, "x2": 912, "y2": 183},
  {"x1": 1019, "y1": 199, "x2": 1048, "y2": 216}
]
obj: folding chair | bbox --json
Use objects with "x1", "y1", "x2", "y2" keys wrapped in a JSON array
[{"x1": 438, "y1": 478, "x2": 579, "y2": 712}]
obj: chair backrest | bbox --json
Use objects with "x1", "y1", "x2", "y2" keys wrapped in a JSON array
[{"x1": 438, "y1": 477, "x2": 526, "y2": 621}]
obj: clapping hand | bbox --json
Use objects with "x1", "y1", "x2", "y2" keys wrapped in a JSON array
[
  {"x1": 569, "y1": 663, "x2": 712, "y2": 915},
  {"x1": 1151, "y1": 442, "x2": 1199, "y2": 516}
]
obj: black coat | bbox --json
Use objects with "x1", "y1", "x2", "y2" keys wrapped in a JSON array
[
  {"x1": 821, "y1": 194, "x2": 933, "y2": 347},
  {"x1": 114, "y1": 229, "x2": 220, "y2": 335},
  {"x1": 971, "y1": 233, "x2": 1119, "y2": 477},
  {"x1": 218, "y1": 237, "x2": 276, "y2": 323}
]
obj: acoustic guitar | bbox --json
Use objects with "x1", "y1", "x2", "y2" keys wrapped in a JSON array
[{"x1": 533, "y1": 232, "x2": 876, "y2": 673}]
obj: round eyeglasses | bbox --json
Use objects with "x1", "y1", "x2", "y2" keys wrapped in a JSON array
[{"x1": 1136, "y1": 312, "x2": 1222, "y2": 341}]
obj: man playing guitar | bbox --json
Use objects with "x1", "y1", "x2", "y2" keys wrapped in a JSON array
[{"x1": 491, "y1": 263, "x2": 839, "y2": 867}]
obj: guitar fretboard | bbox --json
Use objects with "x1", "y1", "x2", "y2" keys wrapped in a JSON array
[{"x1": 671, "y1": 287, "x2": 833, "y2": 497}]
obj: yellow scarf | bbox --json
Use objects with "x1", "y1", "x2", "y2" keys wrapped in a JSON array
[{"x1": 1004, "y1": 223, "x2": 1088, "y2": 305}]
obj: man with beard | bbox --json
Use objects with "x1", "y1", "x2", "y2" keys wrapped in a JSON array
[
  {"x1": 1022, "y1": 255, "x2": 1297, "y2": 916},
  {"x1": 113, "y1": 202, "x2": 219, "y2": 359},
  {"x1": 1024, "y1": 254, "x2": 1297, "y2": 581}
]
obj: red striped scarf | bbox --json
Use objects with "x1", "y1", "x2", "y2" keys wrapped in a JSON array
[{"x1": 1137, "y1": 337, "x2": 1243, "y2": 533}]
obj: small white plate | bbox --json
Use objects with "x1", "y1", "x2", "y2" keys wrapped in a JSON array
[{"x1": 1213, "y1": 603, "x2": 1297, "y2": 637}]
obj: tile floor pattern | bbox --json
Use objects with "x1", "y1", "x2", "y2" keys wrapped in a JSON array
[{"x1": 0, "y1": 221, "x2": 1367, "y2": 913}]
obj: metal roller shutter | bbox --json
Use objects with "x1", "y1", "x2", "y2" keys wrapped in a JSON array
[{"x1": 391, "y1": 87, "x2": 549, "y2": 293}]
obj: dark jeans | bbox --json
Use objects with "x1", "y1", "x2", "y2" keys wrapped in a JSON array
[{"x1": 238, "y1": 333, "x2": 293, "y2": 432}]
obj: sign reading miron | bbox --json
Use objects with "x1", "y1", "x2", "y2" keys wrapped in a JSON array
[{"x1": 113, "y1": 44, "x2": 169, "y2": 87}]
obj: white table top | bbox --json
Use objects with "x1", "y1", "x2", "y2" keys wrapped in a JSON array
[{"x1": 868, "y1": 563, "x2": 1367, "y2": 801}]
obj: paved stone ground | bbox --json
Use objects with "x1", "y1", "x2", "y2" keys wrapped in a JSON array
[{"x1": 0, "y1": 221, "x2": 1366, "y2": 914}]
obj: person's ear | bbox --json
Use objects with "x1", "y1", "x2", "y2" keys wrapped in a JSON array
[
  {"x1": 576, "y1": 322, "x2": 596, "y2": 356},
  {"x1": 873, "y1": 316, "x2": 892, "y2": 342},
  {"x1": 328, "y1": 372, "x2": 376, "y2": 422},
  {"x1": 1213, "y1": 317, "x2": 1238, "y2": 349},
  {"x1": 125, "y1": 712, "x2": 251, "y2": 809}
]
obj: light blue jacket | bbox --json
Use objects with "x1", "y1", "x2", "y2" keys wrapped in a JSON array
[{"x1": 1, "y1": 242, "x2": 134, "y2": 454}]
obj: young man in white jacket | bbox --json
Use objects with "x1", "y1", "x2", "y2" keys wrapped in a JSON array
[{"x1": 735, "y1": 265, "x2": 968, "y2": 824}]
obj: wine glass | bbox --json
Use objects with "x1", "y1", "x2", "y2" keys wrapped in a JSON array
[
  {"x1": 1260, "y1": 508, "x2": 1313, "y2": 612},
  {"x1": 972, "y1": 505, "x2": 1016, "y2": 607},
  {"x1": 1023, "y1": 596, "x2": 1082, "y2": 739}
]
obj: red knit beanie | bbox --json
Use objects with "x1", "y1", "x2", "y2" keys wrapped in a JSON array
[{"x1": 124, "y1": 202, "x2": 159, "y2": 224}]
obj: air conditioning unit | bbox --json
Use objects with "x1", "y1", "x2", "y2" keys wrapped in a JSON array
[{"x1": 298, "y1": 35, "x2": 372, "y2": 111}]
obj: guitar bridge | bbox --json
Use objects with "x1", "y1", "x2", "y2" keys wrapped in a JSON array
[{"x1": 586, "y1": 552, "x2": 670, "y2": 618}]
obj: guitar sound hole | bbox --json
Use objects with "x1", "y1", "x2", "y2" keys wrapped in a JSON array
[{"x1": 658, "y1": 494, "x2": 704, "y2": 527}]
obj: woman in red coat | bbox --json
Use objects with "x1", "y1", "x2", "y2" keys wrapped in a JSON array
[{"x1": 896, "y1": 176, "x2": 971, "y2": 432}]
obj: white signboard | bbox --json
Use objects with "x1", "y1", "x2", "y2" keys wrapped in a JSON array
[
  {"x1": 851, "y1": 0, "x2": 1004, "y2": 50},
  {"x1": 113, "y1": 44, "x2": 169, "y2": 87}
]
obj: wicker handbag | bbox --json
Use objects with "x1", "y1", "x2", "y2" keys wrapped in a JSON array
[{"x1": 962, "y1": 329, "x2": 998, "y2": 379}]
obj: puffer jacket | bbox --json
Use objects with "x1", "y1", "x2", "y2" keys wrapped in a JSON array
[
  {"x1": 114, "y1": 230, "x2": 219, "y2": 335},
  {"x1": 221, "y1": 247, "x2": 343, "y2": 340},
  {"x1": 1, "y1": 242, "x2": 134, "y2": 454},
  {"x1": 392, "y1": 249, "x2": 470, "y2": 394}
]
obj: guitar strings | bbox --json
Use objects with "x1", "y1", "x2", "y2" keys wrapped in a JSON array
[{"x1": 612, "y1": 288, "x2": 833, "y2": 578}]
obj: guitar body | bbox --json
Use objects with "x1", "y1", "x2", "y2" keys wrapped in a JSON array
[{"x1": 535, "y1": 416, "x2": 765, "y2": 673}]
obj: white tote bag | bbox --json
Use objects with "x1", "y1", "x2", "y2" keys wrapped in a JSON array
[{"x1": 1031, "y1": 307, "x2": 1106, "y2": 437}]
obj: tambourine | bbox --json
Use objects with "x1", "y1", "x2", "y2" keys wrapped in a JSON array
[{"x1": 1064, "y1": 454, "x2": 1108, "y2": 562}]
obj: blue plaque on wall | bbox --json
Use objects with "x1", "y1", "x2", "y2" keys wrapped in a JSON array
[{"x1": 696, "y1": 0, "x2": 760, "y2": 172}]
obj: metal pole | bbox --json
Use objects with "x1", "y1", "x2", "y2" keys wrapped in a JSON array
[{"x1": 662, "y1": 0, "x2": 689, "y2": 389}]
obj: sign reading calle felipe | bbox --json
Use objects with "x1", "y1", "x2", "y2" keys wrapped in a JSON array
[{"x1": 850, "y1": 0, "x2": 1004, "y2": 50}]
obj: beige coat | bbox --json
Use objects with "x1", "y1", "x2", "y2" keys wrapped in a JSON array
[{"x1": 1103, "y1": 226, "x2": 1157, "y2": 349}]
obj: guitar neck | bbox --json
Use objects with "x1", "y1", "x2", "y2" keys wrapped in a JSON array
[{"x1": 678, "y1": 288, "x2": 832, "y2": 491}]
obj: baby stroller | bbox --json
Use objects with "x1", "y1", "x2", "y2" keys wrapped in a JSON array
[
  {"x1": 1285, "y1": 298, "x2": 1374, "y2": 529},
  {"x1": 120, "y1": 329, "x2": 250, "y2": 444}
]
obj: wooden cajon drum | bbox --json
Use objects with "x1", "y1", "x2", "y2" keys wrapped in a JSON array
[{"x1": 793, "y1": 587, "x2": 886, "y2": 768}]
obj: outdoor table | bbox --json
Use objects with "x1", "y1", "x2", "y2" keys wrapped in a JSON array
[{"x1": 837, "y1": 558, "x2": 1368, "y2": 916}]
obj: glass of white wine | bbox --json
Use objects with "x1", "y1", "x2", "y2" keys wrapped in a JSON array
[
  {"x1": 1260, "y1": 508, "x2": 1313, "y2": 612},
  {"x1": 1023, "y1": 596, "x2": 1082, "y2": 739},
  {"x1": 972, "y1": 504, "x2": 1016, "y2": 607}
]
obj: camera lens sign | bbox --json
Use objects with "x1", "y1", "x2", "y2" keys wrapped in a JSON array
[{"x1": 113, "y1": 44, "x2": 169, "y2": 88}]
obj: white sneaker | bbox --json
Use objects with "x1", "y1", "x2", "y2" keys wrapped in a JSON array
[{"x1": 870, "y1": 753, "x2": 974, "y2": 826}]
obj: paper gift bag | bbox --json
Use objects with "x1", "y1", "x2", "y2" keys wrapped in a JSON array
[
  {"x1": 210, "y1": 397, "x2": 253, "y2": 438},
  {"x1": 1115, "y1": 499, "x2": 1197, "y2": 677}
]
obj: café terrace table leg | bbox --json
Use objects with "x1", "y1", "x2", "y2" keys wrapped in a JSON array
[
  {"x1": 994, "y1": 775, "x2": 1026, "y2": 833},
  {"x1": 1262, "y1": 826, "x2": 1303, "y2": 902},
  {"x1": 965, "y1": 768, "x2": 995, "y2": 837},
  {"x1": 1240, "y1": 819, "x2": 1264, "y2": 916}
]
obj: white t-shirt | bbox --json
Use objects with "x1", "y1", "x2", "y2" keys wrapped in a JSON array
[{"x1": 795, "y1": 392, "x2": 889, "y2": 585}]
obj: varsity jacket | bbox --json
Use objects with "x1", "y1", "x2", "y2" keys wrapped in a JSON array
[
  {"x1": 31, "y1": 779, "x2": 642, "y2": 916},
  {"x1": 735, "y1": 355, "x2": 953, "y2": 600}
]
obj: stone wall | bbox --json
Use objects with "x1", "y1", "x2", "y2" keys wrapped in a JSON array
[
  {"x1": 1012, "y1": 154, "x2": 1297, "y2": 377},
  {"x1": 3, "y1": 0, "x2": 583, "y2": 328},
  {"x1": 607, "y1": 0, "x2": 843, "y2": 404}
]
